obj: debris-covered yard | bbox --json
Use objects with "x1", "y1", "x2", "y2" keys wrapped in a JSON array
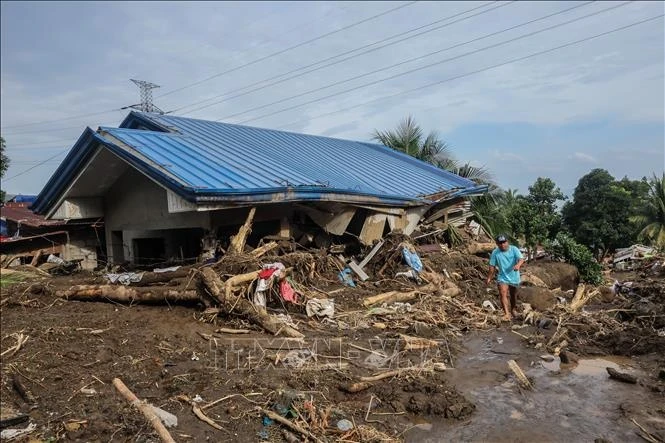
[{"x1": 1, "y1": 234, "x2": 664, "y2": 442}]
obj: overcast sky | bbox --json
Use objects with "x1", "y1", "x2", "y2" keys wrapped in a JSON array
[{"x1": 1, "y1": 1, "x2": 663, "y2": 198}]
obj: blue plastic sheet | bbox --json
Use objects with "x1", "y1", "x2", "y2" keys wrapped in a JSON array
[
  {"x1": 402, "y1": 247, "x2": 423, "y2": 273},
  {"x1": 338, "y1": 267, "x2": 356, "y2": 287}
]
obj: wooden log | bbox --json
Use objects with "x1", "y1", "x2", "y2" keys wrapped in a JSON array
[
  {"x1": 400, "y1": 334, "x2": 438, "y2": 351},
  {"x1": 229, "y1": 207, "x2": 256, "y2": 254},
  {"x1": 606, "y1": 367, "x2": 637, "y2": 384},
  {"x1": 200, "y1": 268, "x2": 303, "y2": 338},
  {"x1": 250, "y1": 241, "x2": 278, "y2": 258},
  {"x1": 570, "y1": 284, "x2": 586, "y2": 309},
  {"x1": 55, "y1": 285, "x2": 199, "y2": 303},
  {"x1": 112, "y1": 378, "x2": 176, "y2": 443},
  {"x1": 508, "y1": 359, "x2": 533, "y2": 390},
  {"x1": 136, "y1": 269, "x2": 192, "y2": 285},
  {"x1": 30, "y1": 250, "x2": 43, "y2": 267},
  {"x1": 363, "y1": 290, "x2": 418, "y2": 307},
  {"x1": 224, "y1": 270, "x2": 262, "y2": 299},
  {"x1": 339, "y1": 381, "x2": 372, "y2": 393},
  {"x1": 463, "y1": 242, "x2": 495, "y2": 255}
]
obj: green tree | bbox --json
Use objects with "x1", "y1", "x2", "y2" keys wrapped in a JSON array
[
  {"x1": 509, "y1": 178, "x2": 565, "y2": 258},
  {"x1": 0, "y1": 136, "x2": 9, "y2": 202},
  {"x1": 549, "y1": 232, "x2": 603, "y2": 285},
  {"x1": 372, "y1": 115, "x2": 456, "y2": 169},
  {"x1": 562, "y1": 169, "x2": 641, "y2": 258},
  {"x1": 631, "y1": 173, "x2": 665, "y2": 248}
]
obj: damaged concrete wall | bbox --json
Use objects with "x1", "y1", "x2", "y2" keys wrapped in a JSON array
[
  {"x1": 63, "y1": 231, "x2": 100, "y2": 270},
  {"x1": 103, "y1": 168, "x2": 211, "y2": 263}
]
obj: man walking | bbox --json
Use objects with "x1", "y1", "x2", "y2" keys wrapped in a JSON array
[{"x1": 486, "y1": 234, "x2": 525, "y2": 321}]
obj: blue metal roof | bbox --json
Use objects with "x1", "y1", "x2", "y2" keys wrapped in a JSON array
[{"x1": 33, "y1": 112, "x2": 485, "y2": 213}]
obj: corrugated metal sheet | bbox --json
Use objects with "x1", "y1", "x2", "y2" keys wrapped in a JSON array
[
  {"x1": 1, "y1": 204, "x2": 66, "y2": 227},
  {"x1": 97, "y1": 112, "x2": 484, "y2": 205}
]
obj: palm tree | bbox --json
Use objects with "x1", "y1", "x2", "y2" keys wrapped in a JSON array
[
  {"x1": 631, "y1": 173, "x2": 665, "y2": 248},
  {"x1": 372, "y1": 116, "x2": 456, "y2": 169}
]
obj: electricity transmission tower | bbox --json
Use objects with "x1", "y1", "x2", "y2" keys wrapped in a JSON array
[{"x1": 126, "y1": 79, "x2": 164, "y2": 114}]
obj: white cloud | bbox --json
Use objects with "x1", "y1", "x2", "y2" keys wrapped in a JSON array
[{"x1": 571, "y1": 152, "x2": 597, "y2": 163}]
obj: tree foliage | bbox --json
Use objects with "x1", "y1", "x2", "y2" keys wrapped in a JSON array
[
  {"x1": 548, "y1": 232, "x2": 603, "y2": 285},
  {"x1": 631, "y1": 173, "x2": 665, "y2": 248},
  {"x1": 509, "y1": 178, "x2": 565, "y2": 258},
  {"x1": 372, "y1": 116, "x2": 456, "y2": 170},
  {"x1": 562, "y1": 169, "x2": 648, "y2": 258}
]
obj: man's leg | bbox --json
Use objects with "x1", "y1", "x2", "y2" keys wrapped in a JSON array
[
  {"x1": 509, "y1": 285, "x2": 518, "y2": 317},
  {"x1": 497, "y1": 283, "x2": 511, "y2": 320}
]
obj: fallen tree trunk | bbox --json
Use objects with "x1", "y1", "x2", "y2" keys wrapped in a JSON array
[
  {"x1": 200, "y1": 268, "x2": 303, "y2": 338},
  {"x1": 463, "y1": 242, "x2": 495, "y2": 255},
  {"x1": 250, "y1": 241, "x2": 279, "y2": 258},
  {"x1": 229, "y1": 207, "x2": 256, "y2": 254},
  {"x1": 55, "y1": 285, "x2": 199, "y2": 302},
  {"x1": 363, "y1": 290, "x2": 418, "y2": 307},
  {"x1": 134, "y1": 269, "x2": 192, "y2": 285}
]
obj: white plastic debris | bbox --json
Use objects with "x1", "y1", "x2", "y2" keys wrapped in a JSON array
[
  {"x1": 482, "y1": 300, "x2": 497, "y2": 311},
  {"x1": 336, "y1": 419, "x2": 353, "y2": 431},
  {"x1": 1, "y1": 422, "x2": 37, "y2": 440},
  {"x1": 80, "y1": 387, "x2": 97, "y2": 395},
  {"x1": 150, "y1": 405, "x2": 178, "y2": 428},
  {"x1": 192, "y1": 394, "x2": 204, "y2": 403},
  {"x1": 47, "y1": 254, "x2": 65, "y2": 265},
  {"x1": 305, "y1": 298, "x2": 335, "y2": 318},
  {"x1": 191, "y1": 352, "x2": 199, "y2": 361},
  {"x1": 153, "y1": 266, "x2": 181, "y2": 273},
  {"x1": 282, "y1": 349, "x2": 315, "y2": 368}
]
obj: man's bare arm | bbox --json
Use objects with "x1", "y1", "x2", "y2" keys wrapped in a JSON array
[
  {"x1": 486, "y1": 266, "x2": 496, "y2": 285},
  {"x1": 514, "y1": 258, "x2": 525, "y2": 271}
]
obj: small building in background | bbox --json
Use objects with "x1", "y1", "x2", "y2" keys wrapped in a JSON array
[{"x1": 0, "y1": 199, "x2": 103, "y2": 270}]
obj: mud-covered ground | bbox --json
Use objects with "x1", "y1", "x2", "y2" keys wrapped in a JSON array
[{"x1": 1, "y1": 252, "x2": 664, "y2": 442}]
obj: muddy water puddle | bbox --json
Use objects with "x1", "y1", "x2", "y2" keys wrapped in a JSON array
[{"x1": 407, "y1": 332, "x2": 645, "y2": 443}]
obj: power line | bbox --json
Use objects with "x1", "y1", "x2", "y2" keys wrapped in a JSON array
[
  {"x1": 217, "y1": 1, "x2": 597, "y2": 122},
  {"x1": 6, "y1": 138, "x2": 77, "y2": 148},
  {"x1": 0, "y1": 109, "x2": 122, "y2": 131},
  {"x1": 0, "y1": 7, "x2": 349, "y2": 132},
  {"x1": 170, "y1": 1, "x2": 508, "y2": 115},
  {"x1": 234, "y1": 1, "x2": 633, "y2": 125},
  {"x1": 3, "y1": 149, "x2": 69, "y2": 182},
  {"x1": 156, "y1": 1, "x2": 419, "y2": 99},
  {"x1": 275, "y1": 14, "x2": 664, "y2": 131}
]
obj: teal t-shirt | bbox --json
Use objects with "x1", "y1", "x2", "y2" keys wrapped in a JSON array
[{"x1": 489, "y1": 245, "x2": 523, "y2": 286}]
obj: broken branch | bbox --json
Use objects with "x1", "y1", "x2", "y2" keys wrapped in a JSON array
[{"x1": 112, "y1": 378, "x2": 175, "y2": 443}]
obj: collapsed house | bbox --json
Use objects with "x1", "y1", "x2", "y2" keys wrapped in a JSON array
[
  {"x1": 0, "y1": 199, "x2": 102, "y2": 269},
  {"x1": 30, "y1": 112, "x2": 486, "y2": 266}
]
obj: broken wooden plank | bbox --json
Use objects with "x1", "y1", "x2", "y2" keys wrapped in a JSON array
[
  {"x1": 358, "y1": 240, "x2": 385, "y2": 269},
  {"x1": 348, "y1": 260, "x2": 369, "y2": 282}
]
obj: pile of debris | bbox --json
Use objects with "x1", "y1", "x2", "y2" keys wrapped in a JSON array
[{"x1": 3, "y1": 215, "x2": 664, "y2": 442}]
